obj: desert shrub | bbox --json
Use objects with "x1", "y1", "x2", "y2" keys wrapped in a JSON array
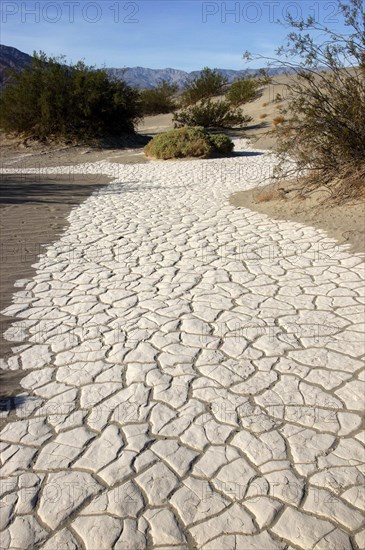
[
  {"x1": 144, "y1": 126, "x2": 234, "y2": 159},
  {"x1": 208, "y1": 133, "x2": 234, "y2": 154},
  {"x1": 259, "y1": 113, "x2": 268, "y2": 119},
  {"x1": 244, "y1": 0, "x2": 365, "y2": 196},
  {"x1": 182, "y1": 67, "x2": 228, "y2": 106},
  {"x1": 178, "y1": 67, "x2": 254, "y2": 128},
  {"x1": 0, "y1": 52, "x2": 141, "y2": 142},
  {"x1": 227, "y1": 78, "x2": 260, "y2": 106},
  {"x1": 140, "y1": 81, "x2": 178, "y2": 115},
  {"x1": 173, "y1": 99, "x2": 251, "y2": 128},
  {"x1": 275, "y1": 67, "x2": 365, "y2": 179}
]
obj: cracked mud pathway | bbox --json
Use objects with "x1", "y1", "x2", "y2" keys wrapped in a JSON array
[{"x1": 1, "y1": 140, "x2": 364, "y2": 549}]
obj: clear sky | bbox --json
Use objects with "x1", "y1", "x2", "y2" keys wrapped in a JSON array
[{"x1": 1, "y1": 1, "x2": 348, "y2": 71}]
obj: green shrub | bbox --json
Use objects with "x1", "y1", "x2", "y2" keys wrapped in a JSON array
[
  {"x1": 227, "y1": 78, "x2": 260, "y2": 106},
  {"x1": 208, "y1": 133, "x2": 234, "y2": 154},
  {"x1": 140, "y1": 81, "x2": 178, "y2": 115},
  {"x1": 182, "y1": 67, "x2": 228, "y2": 106},
  {"x1": 144, "y1": 126, "x2": 234, "y2": 159},
  {"x1": 173, "y1": 99, "x2": 251, "y2": 128},
  {"x1": 0, "y1": 52, "x2": 141, "y2": 142}
]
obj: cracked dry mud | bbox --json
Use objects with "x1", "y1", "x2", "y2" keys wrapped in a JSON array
[{"x1": 0, "y1": 139, "x2": 364, "y2": 550}]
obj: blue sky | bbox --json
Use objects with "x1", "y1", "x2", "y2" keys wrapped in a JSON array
[{"x1": 1, "y1": 1, "x2": 347, "y2": 71}]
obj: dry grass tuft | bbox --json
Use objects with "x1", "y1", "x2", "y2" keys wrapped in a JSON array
[
  {"x1": 259, "y1": 113, "x2": 268, "y2": 119},
  {"x1": 272, "y1": 115, "x2": 285, "y2": 126},
  {"x1": 255, "y1": 187, "x2": 284, "y2": 202},
  {"x1": 262, "y1": 102, "x2": 269, "y2": 107}
]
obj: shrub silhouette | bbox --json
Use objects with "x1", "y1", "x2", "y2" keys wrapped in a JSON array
[
  {"x1": 173, "y1": 99, "x2": 251, "y2": 129},
  {"x1": 144, "y1": 127, "x2": 234, "y2": 159},
  {"x1": 0, "y1": 52, "x2": 141, "y2": 142},
  {"x1": 140, "y1": 81, "x2": 178, "y2": 115}
]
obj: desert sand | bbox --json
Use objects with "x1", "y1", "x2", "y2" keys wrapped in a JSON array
[{"x1": 231, "y1": 181, "x2": 365, "y2": 255}]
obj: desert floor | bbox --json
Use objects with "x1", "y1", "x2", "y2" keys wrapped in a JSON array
[
  {"x1": 140, "y1": 83, "x2": 365, "y2": 256},
  {"x1": 0, "y1": 129, "x2": 364, "y2": 549},
  {"x1": 0, "y1": 173, "x2": 112, "y2": 396}
]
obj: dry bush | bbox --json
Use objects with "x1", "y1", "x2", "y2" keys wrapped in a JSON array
[
  {"x1": 322, "y1": 163, "x2": 365, "y2": 203},
  {"x1": 262, "y1": 102, "x2": 269, "y2": 107},
  {"x1": 255, "y1": 187, "x2": 284, "y2": 202},
  {"x1": 259, "y1": 113, "x2": 268, "y2": 119},
  {"x1": 244, "y1": 0, "x2": 365, "y2": 200},
  {"x1": 272, "y1": 116, "x2": 285, "y2": 126}
]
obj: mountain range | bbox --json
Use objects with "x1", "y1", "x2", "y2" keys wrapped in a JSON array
[
  {"x1": 107, "y1": 66, "x2": 274, "y2": 89},
  {"x1": 0, "y1": 45, "x2": 33, "y2": 87},
  {"x1": 0, "y1": 44, "x2": 287, "y2": 89}
]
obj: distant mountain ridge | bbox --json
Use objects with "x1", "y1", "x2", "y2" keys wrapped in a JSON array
[
  {"x1": 0, "y1": 45, "x2": 32, "y2": 87},
  {"x1": 105, "y1": 66, "x2": 294, "y2": 89},
  {"x1": 0, "y1": 44, "x2": 288, "y2": 90},
  {"x1": 105, "y1": 66, "x2": 271, "y2": 89}
]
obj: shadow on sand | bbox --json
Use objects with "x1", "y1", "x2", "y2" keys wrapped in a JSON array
[
  {"x1": 0, "y1": 369, "x2": 28, "y2": 414},
  {"x1": 0, "y1": 174, "x2": 113, "y2": 206},
  {"x1": 231, "y1": 151, "x2": 266, "y2": 157}
]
